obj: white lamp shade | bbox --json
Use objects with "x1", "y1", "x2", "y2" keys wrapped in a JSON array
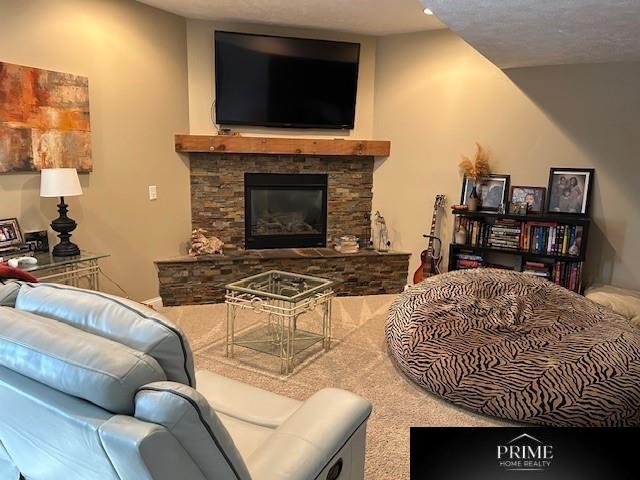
[{"x1": 40, "y1": 168, "x2": 83, "y2": 198}]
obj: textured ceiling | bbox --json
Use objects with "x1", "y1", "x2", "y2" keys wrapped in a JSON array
[
  {"x1": 422, "y1": 0, "x2": 640, "y2": 68},
  {"x1": 137, "y1": 0, "x2": 446, "y2": 35}
]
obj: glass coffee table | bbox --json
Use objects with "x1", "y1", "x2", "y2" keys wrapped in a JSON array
[{"x1": 225, "y1": 270, "x2": 335, "y2": 374}]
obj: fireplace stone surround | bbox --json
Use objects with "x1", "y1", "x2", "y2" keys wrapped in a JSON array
[
  {"x1": 155, "y1": 148, "x2": 410, "y2": 305},
  {"x1": 189, "y1": 152, "x2": 374, "y2": 249}
]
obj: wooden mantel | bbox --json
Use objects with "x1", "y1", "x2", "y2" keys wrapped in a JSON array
[{"x1": 175, "y1": 134, "x2": 391, "y2": 157}]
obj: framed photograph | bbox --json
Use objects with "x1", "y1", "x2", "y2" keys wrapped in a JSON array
[
  {"x1": 461, "y1": 174, "x2": 510, "y2": 212},
  {"x1": 546, "y1": 168, "x2": 594, "y2": 215},
  {"x1": 509, "y1": 202, "x2": 528, "y2": 215},
  {"x1": 0, "y1": 218, "x2": 24, "y2": 250},
  {"x1": 24, "y1": 230, "x2": 50, "y2": 253},
  {"x1": 509, "y1": 186, "x2": 546, "y2": 214}
]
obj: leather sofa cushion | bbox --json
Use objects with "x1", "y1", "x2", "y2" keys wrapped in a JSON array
[
  {"x1": 135, "y1": 381, "x2": 251, "y2": 480},
  {"x1": 0, "y1": 281, "x2": 20, "y2": 307},
  {"x1": 15, "y1": 283, "x2": 195, "y2": 387},
  {"x1": 0, "y1": 307, "x2": 166, "y2": 414}
]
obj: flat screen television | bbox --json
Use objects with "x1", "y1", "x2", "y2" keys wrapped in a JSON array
[{"x1": 214, "y1": 31, "x2": 360, "y2": 129}]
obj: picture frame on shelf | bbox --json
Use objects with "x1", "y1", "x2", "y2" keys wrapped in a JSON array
[
  {"x1": 24, "y1": 230, "x2": 50, "y2": 253},
  {"x1": 509, "y1": 186, "x2": 546, "y2": 214},
  {"x1": 461, "y1": 174, "x2": 510, "y2": 213},
  {"x1": 545, "y1": 168, "x2": 594, "y2": 215},
  {"x1": 509, "y1": 202, "x2": 529, "y2": 215},
  {"x1": 0, "y1": 218, "x2": 24, "y2": 250}
]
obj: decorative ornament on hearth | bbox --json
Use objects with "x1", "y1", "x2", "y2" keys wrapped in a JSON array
[
  {"x1": 188, "y1": 228, "x2": 224, "y2": 256},
  {"x1": 333, "y1": 235, "x2": 360, "y2": 254}
]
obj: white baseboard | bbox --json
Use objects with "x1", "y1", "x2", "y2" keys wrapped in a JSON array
[{"x1": 142, "y1": 297, "x2": 164, "y2": 309}]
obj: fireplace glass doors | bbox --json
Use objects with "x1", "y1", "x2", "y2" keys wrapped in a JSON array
[{"x1": 244, "y1": 173, "x2": 328, "y2": 249}]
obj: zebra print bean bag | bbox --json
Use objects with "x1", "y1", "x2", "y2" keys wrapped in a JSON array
[{"x1": 386, "y1": 269, "x2": 640, "y2": 426}]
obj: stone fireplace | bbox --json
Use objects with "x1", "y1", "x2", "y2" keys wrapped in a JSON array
[
  {"x1": 189, "y1": 153, "x2": 374, "y2": 250},
  {"x1": 155, "y1": 137, "x2": 409, "y2": 306},
  {"x1": 244, "y1": 173, "x2": 328, "y2": 249}
]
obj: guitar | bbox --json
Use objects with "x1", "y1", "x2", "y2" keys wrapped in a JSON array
[{"x1": 413, "y1": 194, "x2": 446, "y2": 284}]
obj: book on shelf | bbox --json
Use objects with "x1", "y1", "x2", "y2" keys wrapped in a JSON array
[
  {"x1": 522, "y1": 222, "x2": 583, "y2": 256},
  {"x1": 452, "y1": 249, "x2": 583, "y2": 293},
  {"x1": 454, "y1": 216, "x2": 583, "y2": 257},
  {"x1": 553, "y1": 261, "x2": 583, "y2": 293}
]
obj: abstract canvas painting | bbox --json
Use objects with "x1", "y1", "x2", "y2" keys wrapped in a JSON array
[{"x1": 0, "y1": 62, "x2": 91, "y2": 173}]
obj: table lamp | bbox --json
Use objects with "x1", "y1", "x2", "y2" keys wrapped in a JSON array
[{"x1": 40, "y1": 168, "x2": 83, "y2": 257}]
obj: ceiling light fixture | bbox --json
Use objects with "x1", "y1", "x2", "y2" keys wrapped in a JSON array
[{"x1": 423, "y1": 7, "x2": 434, "y2": 15}]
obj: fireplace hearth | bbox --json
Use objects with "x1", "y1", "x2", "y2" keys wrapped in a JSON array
[
  {"x1": 244, "y1": 173, "x2": 328, "y2": 249},
  {"x1": 157, "y1": 146, "x2": 410, "y2": 305}
]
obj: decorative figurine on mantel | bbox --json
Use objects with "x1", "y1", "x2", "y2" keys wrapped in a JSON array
[
  {"x1": 373, "y1": 211, "x2": 390, "y2": 252},
  {"x1": 189, "y1": 228, "x2": 224, "y2": 256}
]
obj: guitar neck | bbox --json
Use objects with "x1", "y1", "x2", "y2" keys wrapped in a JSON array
[
  {"x1": 427, "y1": 210, "x2": 438, "y2": 251},
  {"x1": 425, "y1": 195, "x2": 445, "y2": 255}
]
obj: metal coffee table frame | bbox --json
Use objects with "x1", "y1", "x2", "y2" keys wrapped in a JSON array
[{"x1": 225, "y1": 270, "x2": 335, "y2": 374}]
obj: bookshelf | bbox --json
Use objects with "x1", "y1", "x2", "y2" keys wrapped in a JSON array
[{"x1": 448, "y1": 211, "x2": 590, "y2": 293}]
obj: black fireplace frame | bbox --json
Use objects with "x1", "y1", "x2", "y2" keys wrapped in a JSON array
[{"x1": 244, "y1": 173, "x2": 328, "y2": 249}]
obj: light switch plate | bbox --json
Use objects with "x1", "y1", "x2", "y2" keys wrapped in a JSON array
[{"x1": 148, "y1": 185, "x2": 157, "y2": 200}]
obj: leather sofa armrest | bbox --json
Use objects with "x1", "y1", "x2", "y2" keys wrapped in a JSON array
[
  {"x1": 0, "y1": 440, "x2": 19, "y2": 480},
  {"x1": 99, "y1": 415, "x2": 207, "y2": 480},
  {"x1": 196, "y1": 370, "x2": 302, "y2": 428},
  {"x1": 246, "y1": 388, "x2": 372, "y2": 480},
  {"x1": 0, "y1": 281, "x2": 21, "y2": 307}
]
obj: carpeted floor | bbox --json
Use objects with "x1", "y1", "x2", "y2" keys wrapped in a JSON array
[{"x1": 161, "y1": 294, "x2": 510, "y2": 480}]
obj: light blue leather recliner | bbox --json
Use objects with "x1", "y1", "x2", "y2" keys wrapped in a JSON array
[{"x1": 0, "y1": 281, "x2": 372, "y2": 480}]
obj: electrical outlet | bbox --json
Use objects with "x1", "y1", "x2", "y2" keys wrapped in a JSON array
[{"x1": 148, "y1": 185, "x2": 157, "y2": 200}]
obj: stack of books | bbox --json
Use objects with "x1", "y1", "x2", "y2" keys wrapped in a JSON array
[
  {"x1": 455, "y1": 253, "x2": 484, "y2": 269},
  {"x1": 333, "y1": 236, "x2": 359, "y2": 254},
  {"x1": 522, "y1": 261, "x2": 552, "y2": 278},
  {"x1": 488, "y1": 220, "x2": 521, "y2": 250}
]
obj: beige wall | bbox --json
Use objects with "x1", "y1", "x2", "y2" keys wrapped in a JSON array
[
  {"x1": 185, "y1": 19, "x2": 377, "y2": 138},
  {"x1": 0, "y1": 0, "x2": 191, "y2": 301},
  {"x1": 373, "y1": 29, "x2": 640, "y2": 290},
  {"x1": 3, "y1": 4, "x2": 638, "y2": 297}
]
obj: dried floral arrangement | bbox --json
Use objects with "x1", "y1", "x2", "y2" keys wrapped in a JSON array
[{"x1": 458, "y1": 143, "x2": 491, "y2": 182}]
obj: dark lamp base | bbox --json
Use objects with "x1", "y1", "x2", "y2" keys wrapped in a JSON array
[
  {"x1": 52, "y1": 241, "x2": 80, "y2": 257},
  {"x1": 50, "y1": 196, "x2": 81, "y2": 257}
]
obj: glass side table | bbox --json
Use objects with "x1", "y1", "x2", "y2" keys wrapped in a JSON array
[
  {"x1": 225, "y1": 270, "x2": 335, "y2": 374},
  {"x1": 21, "y1": 251, "x2": 110, "y2": 291}
]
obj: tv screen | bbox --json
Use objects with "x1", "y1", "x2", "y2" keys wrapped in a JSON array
[{"x1": 214, "y1": 31, "x2": 360, "y2": 129}]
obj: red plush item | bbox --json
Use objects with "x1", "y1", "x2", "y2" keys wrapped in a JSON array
[{"x1": 0, "y1": 263, "x2": 38, "y2": 283}]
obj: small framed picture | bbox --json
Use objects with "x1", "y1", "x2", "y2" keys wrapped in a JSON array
[
  {"x1": 461, "y1": 174, "x2": 510, "y2": 212},
  {"x1": 24, "y1": 230, "x2": 50, "y2": 253},
  {"x1": 509, "y1": 202, "x2": 529, "y2": 215},
  {"x1": 509, "y1": 186, "x2": 546, "y2": 214},
  {"x1": 546, "y1": 168, "x2": 594, "y2": 215},
  {"x1": 0, "y1": 218, "x2": 24, "y2": 250}
]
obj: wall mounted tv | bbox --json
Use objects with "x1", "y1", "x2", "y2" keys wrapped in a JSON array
[{"x1": 214, "y1": 31, "x2": 360, "y2": 129}]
